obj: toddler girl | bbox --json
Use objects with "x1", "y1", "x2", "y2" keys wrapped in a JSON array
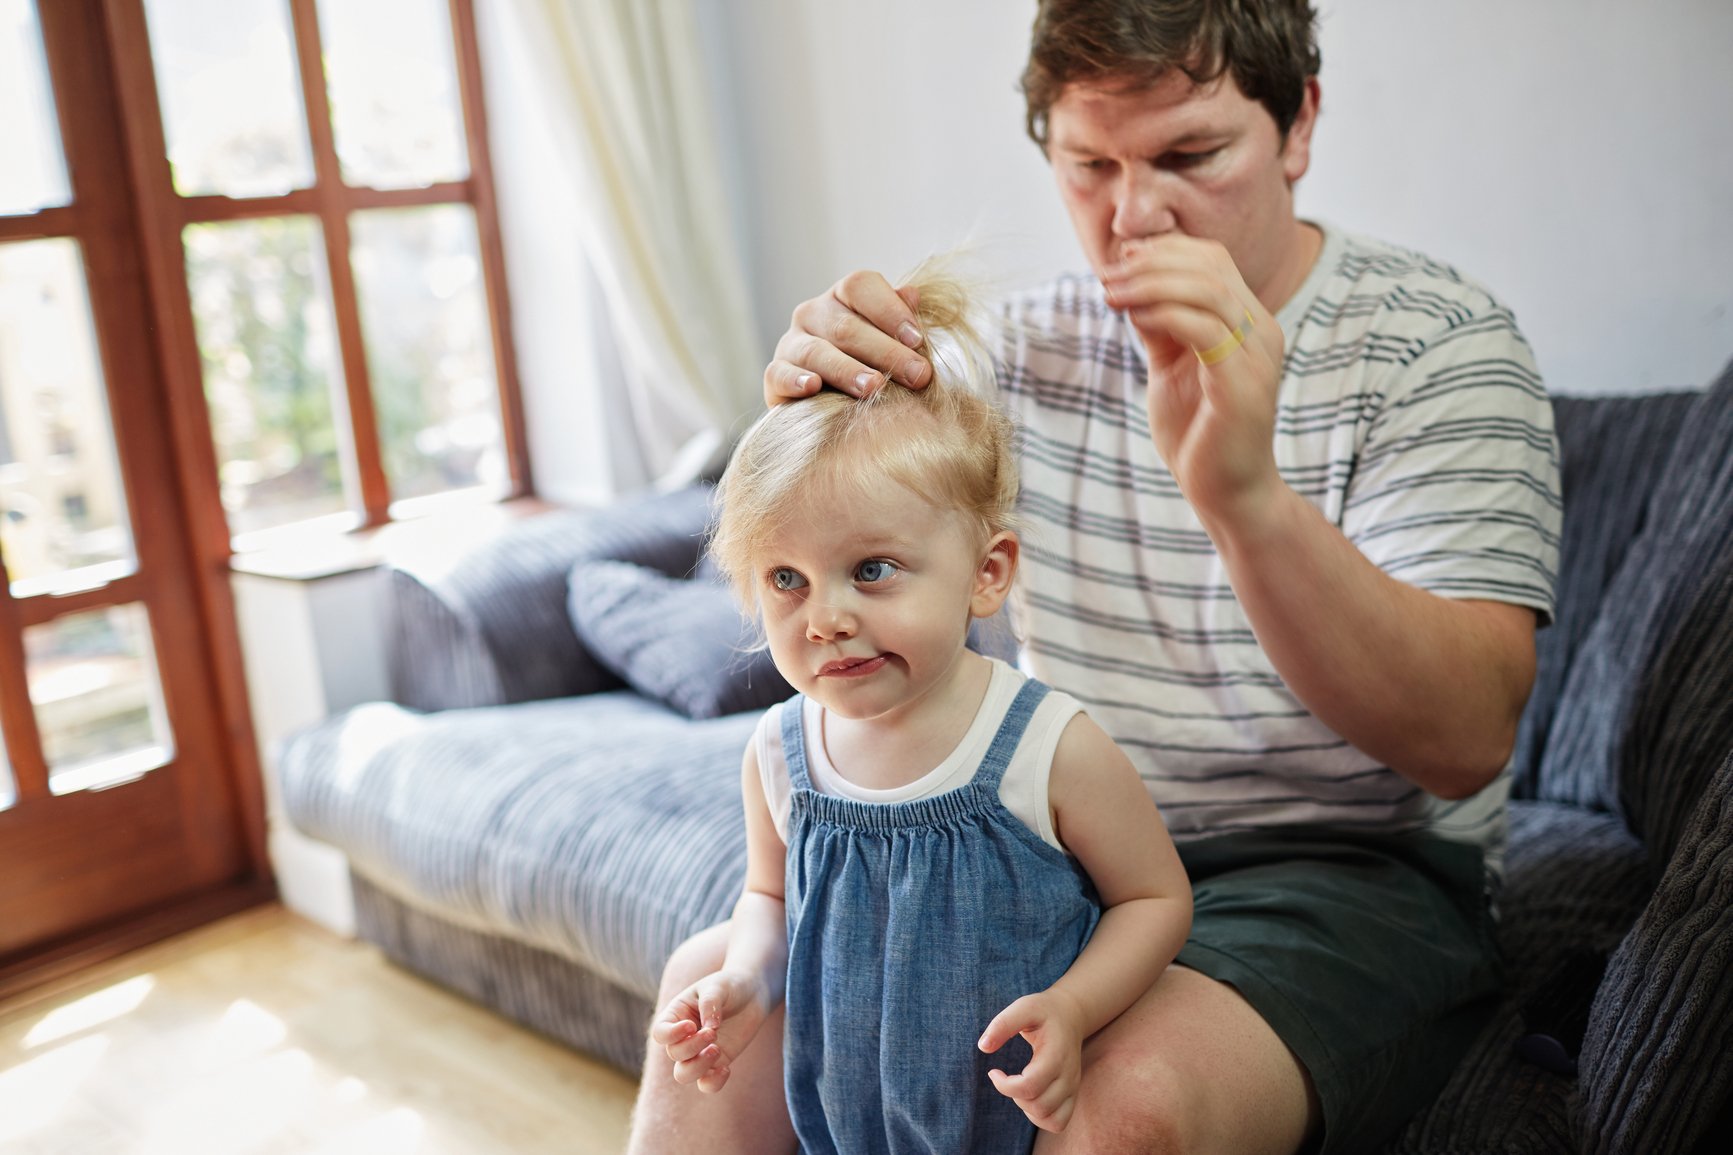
[{"x1": 651, "y1": 266, "x2": 1192, "y2": 1154}]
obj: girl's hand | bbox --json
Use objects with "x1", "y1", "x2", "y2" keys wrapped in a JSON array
[
  {"x1": 978, "y1": 989, "x2": 1087, "y2": 1133},
  {"x1": 1100, "y1": 234, "x2": 1287, "y2": 532},
  {"x1": 649, "y1": 969, "x2": 774, "y2": 1094}
]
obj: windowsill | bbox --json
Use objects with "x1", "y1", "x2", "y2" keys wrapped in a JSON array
[{"x1": 227, "y1": 495, "x2": 560, "y2": 583}]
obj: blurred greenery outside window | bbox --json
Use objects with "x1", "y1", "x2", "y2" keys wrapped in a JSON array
[{"x1": 144, "y1": 0, "x2": 512, "y2": 546}]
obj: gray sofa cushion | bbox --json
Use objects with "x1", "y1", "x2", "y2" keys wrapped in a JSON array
[
  {"x1": 1386, "y1": 801, "x2": 1648, "y2": 1154},
  {"x1": 279, "y1": 692, "x2": 755, "y2": 996},
  {"x1": 567, "y1": 559, "x2": 792, "y2": 719},
  {"x1": 1577, "y1": 748, "x2": 1733, "y2": 1155},
  {"x1": 1538, "y1": 361, "x2": 1733, "y2": 816},
  {"x1": 1621, "y1": 523, "x2": 1733, "y2": 871},
  {"x1": 1511, "y1": 392, "x2": 1697, "y2": 800}
]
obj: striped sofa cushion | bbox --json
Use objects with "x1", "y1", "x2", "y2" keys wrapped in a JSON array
[{"x1": 279, "y1": 692, "x2": 758, "y2": 997}]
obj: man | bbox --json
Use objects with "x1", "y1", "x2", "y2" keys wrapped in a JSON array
[{"x1": 629, "y1": 2, "x2": 1558, "y2": 1151}]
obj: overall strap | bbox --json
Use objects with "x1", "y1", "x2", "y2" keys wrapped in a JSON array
[
  {"x1": 779, "y1": 695, "x2": 815, "y2": 792},
  {"x1": 972, "y1": 678, "x2": 1051, "y2": 793}
]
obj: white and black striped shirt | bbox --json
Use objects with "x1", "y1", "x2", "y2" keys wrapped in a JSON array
[{"x1": 995, "y1": 224, "x2": 1561, "y2": 859}]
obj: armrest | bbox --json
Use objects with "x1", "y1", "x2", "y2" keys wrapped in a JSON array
[
  {"x1": 1576, "y1": 745, "x2": 1733, "y2": 1155},
  {"x1": 387, "y1": 484, "x2": 714, "y2": 711}
]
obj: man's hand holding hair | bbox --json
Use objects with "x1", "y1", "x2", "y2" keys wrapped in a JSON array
[{"x1": 765, "y1": 272, "x2": 933, "y2": 406}]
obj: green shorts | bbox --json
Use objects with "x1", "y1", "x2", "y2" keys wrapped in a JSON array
[{"x1": 1174, "y1": 827, "x2": 1503, "y2": 1155}]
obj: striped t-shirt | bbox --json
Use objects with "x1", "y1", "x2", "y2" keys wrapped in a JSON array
[{"x1": 993, "y1": 223, "x2": 1561, "y2": 857}]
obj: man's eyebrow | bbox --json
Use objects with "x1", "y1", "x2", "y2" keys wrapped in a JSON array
[{"x1": 1052, "y1": 128, "x2": 1227, "y2": 155}]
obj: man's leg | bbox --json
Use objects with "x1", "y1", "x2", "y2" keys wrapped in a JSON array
[
  {"x1": 625, "y1": 922, "x2": 798, "y2": 1155},
  {"x1": 1034, "y1": 964, "x2": 1322, "y2": 1155}
]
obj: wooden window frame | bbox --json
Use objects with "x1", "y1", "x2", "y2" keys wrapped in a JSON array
[
  {"x1": 0, "y1": 0, "x2": 528, "y2": 995},
  {"x1": 109, "y1": 0, "x2": 531, "y2": 550}
]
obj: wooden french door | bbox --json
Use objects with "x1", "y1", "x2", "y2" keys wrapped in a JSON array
[{"x1": 0, "y1": 0, "x2": 266, "y2": 995}]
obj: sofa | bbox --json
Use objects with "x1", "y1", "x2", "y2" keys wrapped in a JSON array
[{"x1": 279, "y1": 361, "x2": 1733, "y2": 1154}]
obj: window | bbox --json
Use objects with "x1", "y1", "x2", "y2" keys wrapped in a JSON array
[
  {"x1": 0, "y1": 0, "x2": 519, "y2": 990},
  {"x1": 133, "y1": 0, "x2": 526, "y2": 544}
]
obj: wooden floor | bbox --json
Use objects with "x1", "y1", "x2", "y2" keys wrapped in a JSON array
[{"x1": 0, "y1": 904, "x2": 639, "y2": 1154}]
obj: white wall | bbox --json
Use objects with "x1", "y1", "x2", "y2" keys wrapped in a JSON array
[{"x1": 705, "y1": 0, "x2": 1733, "y2": 396}]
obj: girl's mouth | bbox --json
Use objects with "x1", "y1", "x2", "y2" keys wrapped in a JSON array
[{"x1": 817, "y1": 655, "x2": 889, "y2": 678}]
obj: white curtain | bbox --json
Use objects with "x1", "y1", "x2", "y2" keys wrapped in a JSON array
[{"x1": 508, "y1": 0, "x2": 763, "y2": 490}]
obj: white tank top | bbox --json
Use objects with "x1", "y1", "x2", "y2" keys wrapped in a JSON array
[{"x1": 754, "y1": 658, "x2": 1085, "y2": 853}]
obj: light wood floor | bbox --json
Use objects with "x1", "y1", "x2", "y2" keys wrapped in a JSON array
[{"x1": 0, "y1": 904, "x2": 639, "y2": 1154}]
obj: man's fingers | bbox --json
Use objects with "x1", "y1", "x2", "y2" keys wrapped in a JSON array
[
  {"x1": 1104, "y1": 269, "x2": 1248, "y2": 333},
  {"x1": 832, "y1": 269, "x2": 925, "y2": 353},
  {"x1": 895, "y1": 283, "x2": 922, "y2": 327},
  {"x1": 776, "y1": 329, "x2": 895, "y2": 399},
  {"x1": 790, "y1": 290, "x2": 927, "y2": 385},
  {"x1": 1116, "y1": 232, "x2": 1239, "y2": 279},
  {"x1": 764, "y1": 359, "x2": 822, "y2": 403},
  {"x1": 762, "y1": 270, "x2": 935, "y2": 407},
  {"x1": 1127, "y1": 302, "x2": 1251, "y2": 361}
]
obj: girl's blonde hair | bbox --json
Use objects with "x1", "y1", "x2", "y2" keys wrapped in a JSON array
[{"x1": 710, "y1": 259, "x2": 1018, "y2": 607}]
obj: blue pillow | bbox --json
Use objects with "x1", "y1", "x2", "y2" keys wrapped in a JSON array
[{"x1": 567, "y1": 559, "x2": 792, "y2": 719}]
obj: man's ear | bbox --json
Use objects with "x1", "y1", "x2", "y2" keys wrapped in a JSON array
[
  {"x1": 1281, "y1": 76, "x2": 1321, "y2": 185},
  {"x1": 971, "y1": 531, "x2": 1020, "y2": 618}
]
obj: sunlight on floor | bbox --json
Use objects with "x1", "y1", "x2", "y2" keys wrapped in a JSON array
[
  {"x1": 0, "y1": 905, "x2": 637, "y2": 1155},
  {"x1": 23, "y1": 976, "x2": 153, "y2": 1049},
  {"x1": 0, "y1": 1034, "x2": 111, "y2": 1145}
]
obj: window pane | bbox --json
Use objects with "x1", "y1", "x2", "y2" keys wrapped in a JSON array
[
  {"x1": 26, "y1": 604, "x2": 174, "y2": 795},
  {"x1": 143, "y1": 0, "x2": 315, "y2": 198},
  {"x1": 184, "y1": 216, "x2": 354, "y2": 536},
  {"x1": 0, "y1": 240, "x2": 138, "y2": 597},
  {"x1": 318, "y1": 0, "x2": 469, "y2": 189},
  {"x1": 0, "y1": 0, "x2": 70, "y2": 216},
  {"x1": 350, "y1": 206, "x2": 504, "y2": 504}
]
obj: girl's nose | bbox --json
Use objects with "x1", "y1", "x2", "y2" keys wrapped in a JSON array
[{"x1": 805, "y1": 600, "x2": 856, "y2": 643}]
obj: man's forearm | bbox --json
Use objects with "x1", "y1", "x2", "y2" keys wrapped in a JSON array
[{"x1": 1202, "y1": 483, "x2": 1536, "y2": 798}]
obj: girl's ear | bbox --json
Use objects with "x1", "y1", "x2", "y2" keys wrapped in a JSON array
[{"x1": 970, "y1": 531, "x2": 1019, "y2": 618}]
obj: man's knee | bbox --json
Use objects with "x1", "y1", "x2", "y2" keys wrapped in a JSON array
[
  {"x1": 1045, "y1": 1049, "x2": 1195, "y2": 1155},
  {"x1": 654, "y1": 921, "x2": 731, "y2": 1005}
]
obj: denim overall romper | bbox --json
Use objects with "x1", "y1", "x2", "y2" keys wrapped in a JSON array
[{"x1": 780, "y1": 678, "x2": 1102, "y2": 1155}]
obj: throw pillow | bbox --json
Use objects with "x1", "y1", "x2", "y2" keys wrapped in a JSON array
[
  {"x1": 568, "y1": 559, "x2": 792, "y2": 719},
  {"x1": 1537, "y1": 358, "x2": 1733, "y2": 816},
  {"x1": 1511, "y1": 391, "x2": 1697, "y2": 796}
]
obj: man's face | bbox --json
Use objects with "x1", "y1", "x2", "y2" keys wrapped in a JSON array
[{"x1": 1046, "y1": 68, "x2": 1319, "y2": 304}]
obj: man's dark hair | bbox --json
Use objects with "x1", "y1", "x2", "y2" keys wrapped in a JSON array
[{"x1": 1021, "y1": 0, "x2": 1322, "y2": 148}]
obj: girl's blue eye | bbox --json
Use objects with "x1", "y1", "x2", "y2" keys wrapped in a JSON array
[
  {"x1": 855, "y1": 559, "x2": 898, "y2": 584},
  {"x1": 770, "y1": 567, "x2": 806, "y2": 591}
]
